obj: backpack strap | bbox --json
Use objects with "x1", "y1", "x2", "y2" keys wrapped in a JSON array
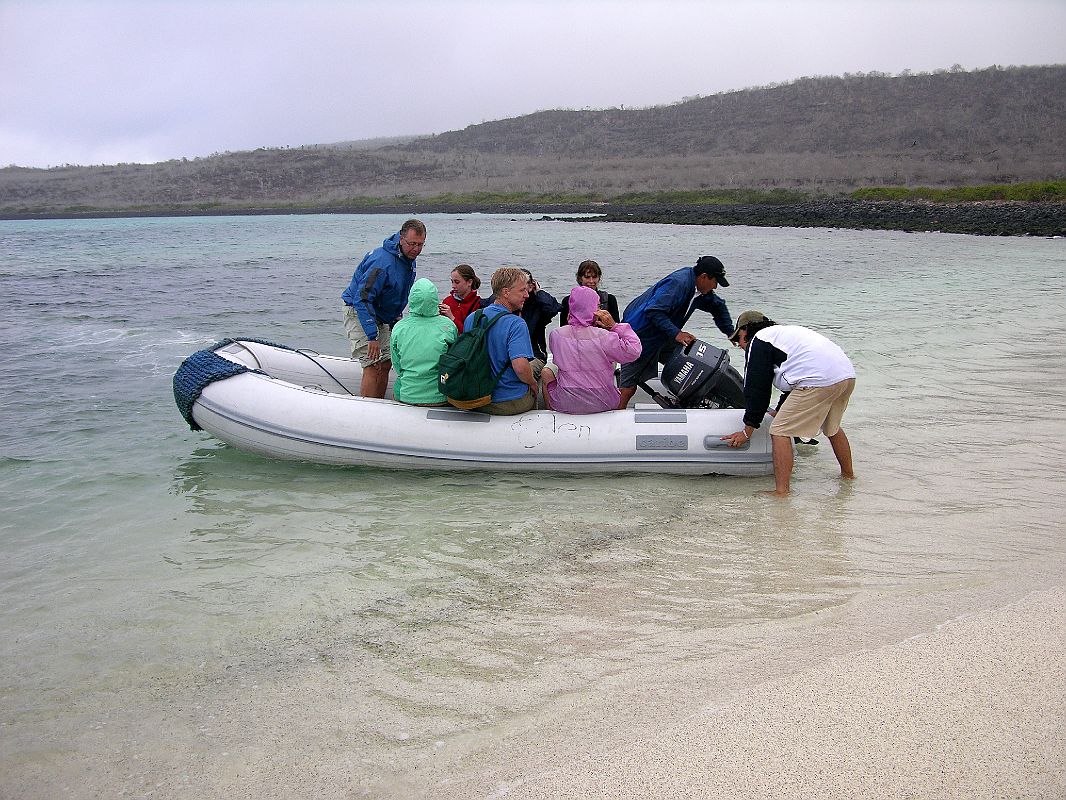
[
  {"x1": 474, "y1": 309, "x2": 513, "y2": 384},
  {"x1": 471, "y1": 308, "x2": 508, "y2": 331}
]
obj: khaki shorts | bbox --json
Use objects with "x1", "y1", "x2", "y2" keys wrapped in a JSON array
[
  {"x1": 481, "y1": 389, "x2": 536, "y2": 416},
  {"x1": 344, "y1": 305, "x2": 391, "y2": 368},
  {"x1": 479, "y1": 359, "x2": 543, "y2": 416},
  {"x1": 769, "y1": 378, "x2": 855, "y2": 438}
]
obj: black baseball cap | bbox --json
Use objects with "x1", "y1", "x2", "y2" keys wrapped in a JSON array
[{"x1": 694, "y1": 255, "x2": 729, "y2": 287}]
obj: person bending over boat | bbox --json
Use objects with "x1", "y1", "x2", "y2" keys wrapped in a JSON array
[
  {"x1": 541, "y1": 286, "x2": 642, "y2": 414},
  {"x1": 722, "y1": 311, "x2": 856, "y2": 497},
  {"x1": 473, "y1": 267, "x2": 544, "y2": 416},
  {"x1": 616, "y1": 255, "x2": 733, "y2": 410},
  {"x1": 558, "y1": 260, "x2": 620, "y2": 325},
  {"x1": 342, "y1": 219, "x2": 425, "y2": 399},
  {"x1": 441, "y1": 264, "x2": 482, "y2": 332},
  {"x1": 389, "y1": 279, "x2": 458, "y2": 406}
]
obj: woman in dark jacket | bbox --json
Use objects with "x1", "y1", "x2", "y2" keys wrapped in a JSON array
[
  {"x1": 518, "y1": 269, "x2": 560, "y2": 362},
  {"x1": 559, "y1": 260, "x2": 620, "y2": 324}
]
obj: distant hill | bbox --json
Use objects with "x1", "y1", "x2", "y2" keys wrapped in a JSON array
[
  {"x1": 2, "y1": 64, "x2": 1064, "y2": 216},
  {"x1": 406, "y1": 65, "x2": 1064, "y2": 161}
]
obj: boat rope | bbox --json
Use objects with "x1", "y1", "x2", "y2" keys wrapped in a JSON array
[
  {"x1": 294, "y1": 349, "x2": 356, "y2": 396},
  {"x1": 217, "y1": 337, "x2": 354, "y2": 395}
]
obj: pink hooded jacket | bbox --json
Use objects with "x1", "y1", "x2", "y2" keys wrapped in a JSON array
[{"x1": 546, "y1": 286, "x2": 642, "y2": 414}]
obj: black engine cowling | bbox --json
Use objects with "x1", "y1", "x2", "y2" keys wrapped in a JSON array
[{"x1": 659, "y1": 339, "x2": 745, "y2": 409}]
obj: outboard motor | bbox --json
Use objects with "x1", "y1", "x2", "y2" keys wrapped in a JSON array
[{"x1": 658, "y1": 339, "x2": 745, "y2": 409}]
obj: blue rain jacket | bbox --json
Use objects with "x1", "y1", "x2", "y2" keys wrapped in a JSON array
[
  {"x1": 341, "y1": 232, "x2": 417, "y2": 341},
  {"x1": 622, "y1": 267, "x2": 733, "y2": 347}
]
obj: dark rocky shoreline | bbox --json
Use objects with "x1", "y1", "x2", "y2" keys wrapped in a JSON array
[
  {"x1": 552, "y1": 199, "x2": 1066, "y2": 237},
  {"x1": 3, "y1": 199, "x2": 1063, "y2": 236}
]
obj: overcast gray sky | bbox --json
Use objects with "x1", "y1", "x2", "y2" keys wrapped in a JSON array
[{"x1": 2, "y1": 0, "x2": 1064, "y2": 168}]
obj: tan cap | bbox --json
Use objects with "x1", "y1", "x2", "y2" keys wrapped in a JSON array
[{"x1": 729, "y1": 310, "x2": 769, "y2": 342}]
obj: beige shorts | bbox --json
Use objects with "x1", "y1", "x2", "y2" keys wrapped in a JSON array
[
  {"x1": 344, "y1": 305, "x2": 391, "y2": 368},
  {"x1": 769, "y1": 378, "x2": 855, "y2": 438},
  {"x1": 481, "y1": 388, "x2": 536, "y2": 416}
]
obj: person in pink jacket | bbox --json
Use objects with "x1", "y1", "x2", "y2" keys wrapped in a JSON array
[{"x1": 542, "y1": 286, "x2": 642, "y2": 414}]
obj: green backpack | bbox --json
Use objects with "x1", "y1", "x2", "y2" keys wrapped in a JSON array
[{"x1": 438, "y1": 309, "x2": 510, "y2": 410}]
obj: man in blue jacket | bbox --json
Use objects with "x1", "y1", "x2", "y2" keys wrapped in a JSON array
[
  {"x1": 616, "y1": 255, "x2": 733, "y2": 409},
  {"x1": 342, "y1": 219, "x2": 425, "y2": 398}
]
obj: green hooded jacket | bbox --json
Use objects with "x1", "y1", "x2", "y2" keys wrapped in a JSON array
[{"x1": 389, "y1": 278, "x2": 458, "y2": 405}]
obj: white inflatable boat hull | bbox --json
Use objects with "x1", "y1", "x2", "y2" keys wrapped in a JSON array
[{"x1": 180, "y1": 339, "x2": 774, "y2": 476}]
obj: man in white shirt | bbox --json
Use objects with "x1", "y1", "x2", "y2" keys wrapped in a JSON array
[{"x1": 723, "y1": 311, "x2": 856, "y2": 496}]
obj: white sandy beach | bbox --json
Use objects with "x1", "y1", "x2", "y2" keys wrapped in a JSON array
[{"x1": 408, "y1": 586, "x2": 1066, "y2": 799}]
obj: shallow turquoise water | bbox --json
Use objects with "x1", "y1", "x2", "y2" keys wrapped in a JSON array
[{"x1": 1, "y1": 214, "x2": 1065, "y2": 793}]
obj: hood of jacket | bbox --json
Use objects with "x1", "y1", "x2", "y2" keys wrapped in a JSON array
[
  {"x1": 407, "y1": 278, "x2": 441, "y2": 317},
  {"x1": 566, "y1": 285, "x2": 598, "y2": 328}
]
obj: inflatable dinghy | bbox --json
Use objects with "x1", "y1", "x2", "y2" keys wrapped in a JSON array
[{"x1": 173, "y1": 338, "x2": 773, "y2": 475}]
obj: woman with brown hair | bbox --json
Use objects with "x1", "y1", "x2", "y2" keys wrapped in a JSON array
[
  {"x1": 559, "y1": 259, "x2": 620, "y2": 324},
  {"x1": 441, "y1": 263, "x2": 482, "y2": 331}
]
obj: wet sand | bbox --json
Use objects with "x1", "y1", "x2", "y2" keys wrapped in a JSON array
[{"x1": 4, "y1": 587, "x2": 1064, "y2": 799}]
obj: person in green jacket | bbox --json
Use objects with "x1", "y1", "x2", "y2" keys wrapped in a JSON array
[{"x1": 389, "y1": 278, "x2": 458, "y2": 405}]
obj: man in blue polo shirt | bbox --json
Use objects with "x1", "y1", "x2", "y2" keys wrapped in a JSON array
[{"x1": 470, "y1": 267, "x2": 543, "y2": 416}]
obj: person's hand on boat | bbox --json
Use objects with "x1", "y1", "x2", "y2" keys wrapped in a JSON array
[
  {"x1": 722, "y1": 429, "x2": 751, "y2": 448},
  {"x1": 676, "y1": 331, "x2": 696, "y2": 346}
]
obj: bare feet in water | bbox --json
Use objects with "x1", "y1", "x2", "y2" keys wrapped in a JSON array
[{"x1": 758, "y1": 488, "x2": 790, "y2": 498}]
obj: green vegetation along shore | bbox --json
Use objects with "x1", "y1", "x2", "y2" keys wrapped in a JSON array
[{"x1": 3, "y1": 183, "x2": 1063, "y2": 237}]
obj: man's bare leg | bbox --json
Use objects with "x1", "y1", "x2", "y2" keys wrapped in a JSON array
[
  {"x1": 762, "y1": 433, "x2": 794, "y2": 496},
  {"x1": 541, "y1": 365, "x2": 556, "y2": 410},
  {"x1": 359, "y1": 360, "x2": 390, "y2": 399},
  {"x1": 617, "y1": 385, "x2": 637, "y2": 410},
  {"x1": 828, "y1": 428, "x2": 855, "y2": 479}
]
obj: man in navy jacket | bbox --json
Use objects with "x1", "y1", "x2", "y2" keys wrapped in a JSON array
[{"x1": 617, "y1": 255, "x2": 733, "y2": 409}]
